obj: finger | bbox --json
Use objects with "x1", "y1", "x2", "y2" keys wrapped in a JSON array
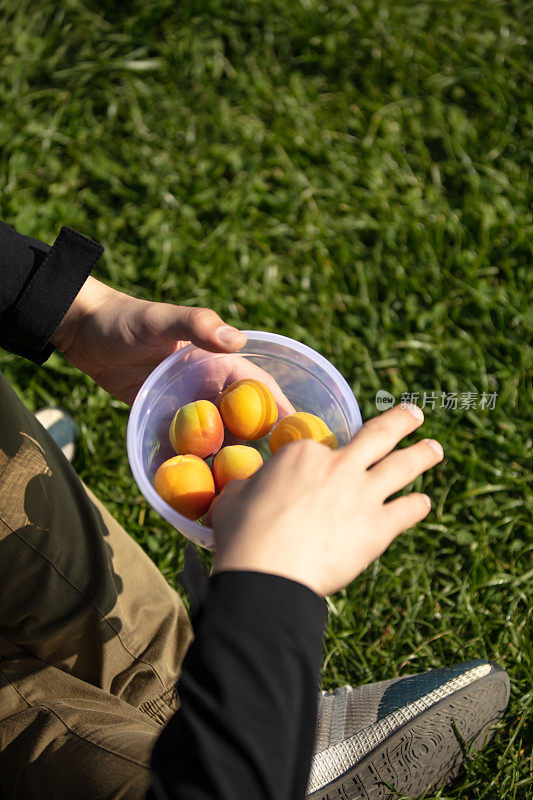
[
  {"x1": 344, "y1": 403, "x2": 424, "y2": 468},
  {"x1": 369, "y1": 438, "x2": 444, "y2": 498},
  {"x1": 175, "y1": 342, "x2": 295, "y2": 416},
  {"x1": 205, "y1": 479, "x2": 247, "y2": 527},
  {"x1": 149, "y1": 304, "x2": 247, "y2": 353},
  {"x1": 204, "y1": 495, "x2": 219, "y2": 528},
  {"x1": 383, "y1": 492, "x2": 432, "y2": 538}
]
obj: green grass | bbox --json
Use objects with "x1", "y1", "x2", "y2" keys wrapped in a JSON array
[{"x1": 1, "y1": 0, "x2": 531, "y2": 796}]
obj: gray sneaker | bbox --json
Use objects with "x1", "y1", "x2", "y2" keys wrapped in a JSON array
[{"x1": 308, "y1": 659, "x2": 510, "y2": 799}]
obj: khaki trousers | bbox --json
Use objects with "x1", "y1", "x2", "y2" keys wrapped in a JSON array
[{"x1": 0, "y1": 372, "x2": 194, "y2": 799}]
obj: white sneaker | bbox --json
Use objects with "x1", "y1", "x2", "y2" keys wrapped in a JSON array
[{"x1": 34, "y1": 407, "x2": 78, "y2": 463}]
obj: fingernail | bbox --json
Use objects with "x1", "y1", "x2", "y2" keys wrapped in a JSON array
[
  {"x1": 423, "y1": 438, "x2": 444, "y2": 458},
  {"x1": 216, "y1": 326, "x2": 242, "y2": 345},
  {"x1": 400, "y1": 402, "x2": 424, "y2": 420},
  {"x1": 423, "y1": 494, "x2": 432, "y2": 509}
]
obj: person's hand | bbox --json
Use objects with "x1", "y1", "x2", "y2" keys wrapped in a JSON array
[
  {"x1": 50, "y1": 276, "x2": 293, "y2": 413},
  {"x1": 208, "y1": 403, "x2": 443, "y2": 597},
  {"x1": 166, "y1": 346, "x2": 295, "y2": 424}
]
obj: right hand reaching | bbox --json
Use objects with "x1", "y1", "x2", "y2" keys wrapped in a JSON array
[{"x1": 209, "y1": 403, "x2": 444, "y2": 597}]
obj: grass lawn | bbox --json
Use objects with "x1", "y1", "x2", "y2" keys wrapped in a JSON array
[{"x1": 1, "y1": 0, "x2": 531, "y2": 796}]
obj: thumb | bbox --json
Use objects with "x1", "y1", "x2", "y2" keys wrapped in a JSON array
[
  {"x1": 183, "y1": 307, "x2": 247, "y2": 352},
  {"x1": 144, "y1": 303, "x2": 247, "y2": 353}
]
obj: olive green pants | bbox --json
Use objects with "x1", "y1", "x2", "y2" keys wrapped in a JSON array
[{"x1": 0, "y1": 372, "x2": 194, "y2": 799}]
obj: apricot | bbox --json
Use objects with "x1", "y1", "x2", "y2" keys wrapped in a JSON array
[
  {"x1": 269, "y1": 411, "x2": 339, "y2": 454},
  {"x1": 212, "y1": 445, "x2": 263, "y2": 491},
  {"x1": 169, "y1": 399, "x2": 224, "y2": 459},
  {"x1": 218, "y1": 379, "x2": 278, "y2": 441},
  {"x1": 153, "y1": 454, "x2": 215, "y2": 520}
]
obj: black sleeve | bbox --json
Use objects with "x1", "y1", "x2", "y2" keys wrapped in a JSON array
[
  {"x1": 149, "y1": 571, "x2": 328, "y2": 800},
  {"x1": 0, "y1": 220, "x2": 103, "y2": 364}
]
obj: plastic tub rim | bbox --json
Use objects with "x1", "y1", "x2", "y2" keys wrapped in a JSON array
[{"x1": 127, "y1": 329, "x2": 363, "y2": 549}]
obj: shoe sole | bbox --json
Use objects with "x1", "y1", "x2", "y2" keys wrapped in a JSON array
[{"x1": 308, "y1": 664, "x2": 510, "y2": 800}]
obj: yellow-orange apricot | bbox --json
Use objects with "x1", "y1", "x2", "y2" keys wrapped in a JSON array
[
  {"x1": 153, "y1": 454, "x2": 215, "y2": 520},
  {"x1": 218, "y1": 379, "x2": 278, "y2": 441},
  {"x1": 212, "y1": 445, "x2": 263, "y2": 491},
  {"x1": 169, "y1": 399, "x2": 224, "y2": 459},
  {"x1": 269, "y1": 411, "x2": 339, "y2": 455}
]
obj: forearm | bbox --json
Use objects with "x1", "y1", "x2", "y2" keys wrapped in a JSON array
[{"x1": 150, "y1": 571, "x2": 327, "y2": 800}]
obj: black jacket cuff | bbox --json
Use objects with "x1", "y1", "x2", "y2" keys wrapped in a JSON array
[
  {"x1": 204, "y1": 569, "x2": 328, "y2": 644},
  {"x1": 2, "y1": 226, "x2": 103, "y2": 365}
]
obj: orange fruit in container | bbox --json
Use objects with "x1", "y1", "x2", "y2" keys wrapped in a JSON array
[
  {"x1": 217, "y1": 379, "x2": 278, "y2": 441},
  {"x1": 153, "y1": 454, "x2": 215, "y2": 521},
  {"x1": 169, "y1": 399, "x2": 224, "y2": 459},
  {"x1": 269, "y1": 411, "x2": 338, "y2": 454},
  {"x1": 212, "y1": 445, "x2": 263, "y2": 491}
]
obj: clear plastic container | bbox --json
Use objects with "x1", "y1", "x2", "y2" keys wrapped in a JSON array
[{"x1": 127, "y1": 330, "x2": 363, "y2": 549}]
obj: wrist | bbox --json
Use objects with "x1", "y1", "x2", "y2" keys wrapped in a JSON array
[
  {"x1": 213, "y1": 544, "x2": 325, "y2": 597},
  {"x1": 50, "y1": 276, "x2": 115, "y2": 353},
  {"x1": 213, "y1": 566, "x2": 325, "y2": 598}
]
